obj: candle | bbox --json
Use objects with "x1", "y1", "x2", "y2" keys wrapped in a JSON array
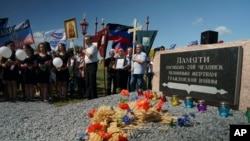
[
  {"x1": 197, "y1": 100, "x2": 207, "y2": 112},
  {"x1": 218, "y1": 101, "x2": 230, "y2": 117},
  {"x1": 246, "y1": 107, "x2": 250, "y2": 123},
  {"x1": 185, "y1": 96, "x2": 193, "y2": 108},
  {"x1": 152, "y1": 92, "x2": 157, "y2": 100},
  {"x1": 171, "y1": 95, "x2": 179, "y2": 106}
]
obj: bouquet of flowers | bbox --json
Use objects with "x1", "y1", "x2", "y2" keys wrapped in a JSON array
[
  {"x1": 79, "y1": 90, "x2": 175, "y2": 141},
  {"x1": 39, "y1": 60, "x2": 50, "y2": 72}
]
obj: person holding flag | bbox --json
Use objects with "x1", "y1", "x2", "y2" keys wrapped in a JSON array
[{"x1": 130, "y1": 44, "x2": 147, "y2": 94}]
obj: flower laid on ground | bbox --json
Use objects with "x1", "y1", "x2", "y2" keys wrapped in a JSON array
[
  {"x1": 170, "y1": 112, "x2": 196, "y2": 127},
  {"x1": 136, "y1": 98, "x2": 152, "y2": 111},
  {"x1": 137, "y1": 89, "x2": 143, "y2": 96},
  {"x1": 118, "y1": 135, "x2": 129, "y2": 141},
  {"x1": 87, "y1": 123, "x2": 103, "y2": 133},
  {"x1": 79, "y1": 90, "x2": 175, "y2": 141},
  {"x1": 88, "y1": 109, "x2": 97, "y2": 118},
  {"x1": 120, "y1": 89, "x2": 129, "y2": 97},
  {"x1": 79, "y1": 132, "x2": 89, "y2": 141},
  {"x1": 118, "y1": 102, "x2": 130, "y2": 110},
  {"x1": 143, "y1": 90, "x2": 154, "y2": 99}
]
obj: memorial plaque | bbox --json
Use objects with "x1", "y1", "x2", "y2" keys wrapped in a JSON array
[{"x1": 159, "y1": 46, "x2": 243, "y2": 106}]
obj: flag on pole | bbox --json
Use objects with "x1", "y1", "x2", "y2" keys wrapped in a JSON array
[
  {"x1": 92, "y1": 27, "x2": 109, "y2": 58},
  {"x1": 0, "y1": 19, "x2": 34, "y2": 49},
  {"x1": 0, "y1": 18, "x2": 8, "y2": 29},
  {"x1": 169, "y1": 44, "x2": 176, "y2": 50},
  {"x1": 43, "y1": 28, "x2": 66, "y2": 51},
  {"x1": 187, "y1": 40, "x2": 198, "y2": 47},
  {"x1": 136, "y1": 30, "x2": 158, "y2": 56},
  {"x1": 107, "y1": 23, "x2": 133, "y2": 52}
]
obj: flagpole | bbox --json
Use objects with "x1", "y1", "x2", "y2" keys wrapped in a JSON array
[
  {"x1": 128, "y1": 19, "x2": 142, "y2": 72},
  {"x1": 146, "y1": 16, "x2": 149, "y2": 31},
  {"x1": 71, "y1": 40, "x2": 75, "y2": 55},
  {"x1": 95, "y1": 17, "x2": 98, "y2": 35},
  {"x1": 101, "y1": 18, "x2": 107, "y2": 96},
  {"x1": 145, "y1": 16, "x2": 149, "y2": 89}
]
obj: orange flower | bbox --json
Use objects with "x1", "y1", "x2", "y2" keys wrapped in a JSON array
[
  {"x1": 120, "y1": 89, "x2": 129, "y2": 97},
  {"x1": 136, "y1": 98, "x2": 151, "y2": 111},
  {"x1": 144, "y1": 91, "x2": 153, "y2": 99},
  {"x1": 118, "y1": 136, "x2": 128, "y2": 141},
  {"x1": 118, "y1": 103, "x2": 130, "y2": 110},
  {"x1": 98, "y1": 130, "x2": 112, "y2": 139},
  {"x1": 87, "y1": 123, "x2": 103, "y2": 133},
  {"x1": 88, "y1": 109, "x2": 97, "y2": 118}
]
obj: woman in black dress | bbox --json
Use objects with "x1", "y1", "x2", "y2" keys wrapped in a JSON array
[
  {"x1": 20, "y1": 45, "x2": 36, "y2": 101},
  {"x1": 0, "y1": 41, "x2": 19, "y2": 101},
  {"x1": 35, "y1": 42, "x2": 52, "y2": 102},
  {"x1": 54, "y1": 43, "x2": 70, "y2": 101}
]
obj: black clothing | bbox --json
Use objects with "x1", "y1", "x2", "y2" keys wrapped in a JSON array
[
  {"x1": 105, "y1": 57, "x2": 117, "y2": 95},
  {"x1": 35, "y1": 54, "x2": 52, "y2": 83},
  {"x1": 55, "y1": 54, "x2": 70, "y2": 82},
  {"x1": 21, "y1": 54, "x2": 36, "y2": 84},
  {"x1": 2, "y1": 51, "x2": 19, "y2": 81},
  {"x1": 115, "y1": 57, "x2": 129, "y2": 90},
  {"x1": 85, "y1": 62, "x2": 98, "y2": 99}
]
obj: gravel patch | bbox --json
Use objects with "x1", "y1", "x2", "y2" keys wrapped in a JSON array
[{"x1": 0, "y1": 94, "x2": 249, "y2": 141}]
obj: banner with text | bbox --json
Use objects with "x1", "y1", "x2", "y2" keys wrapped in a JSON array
[
  {"x1": 43, "y1": 28, "x2": 66, "y2": 51},
  {"x1": 0, "y1": 19, "x2": 34, "y2": 49}
]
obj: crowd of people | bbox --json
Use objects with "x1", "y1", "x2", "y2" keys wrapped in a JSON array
[
  {"x1": 104, "y1": 43, "x2": 161, "y2": 96},
  {"x1": 0, "y1": 36, "x2": 165, "y2": 103}
]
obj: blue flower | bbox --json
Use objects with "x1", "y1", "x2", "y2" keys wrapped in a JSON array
[
  {"x1": 79, "y1": 132, "x2": 89, "y2": 141},
  {"x1": 177, "y1": 113, "x2": 196, "y2": 127},
  {"x1": 122, "y1": 115, "x2": 134, "y2": 125},
  {"x1": 130, "y1": 95, "x2": 139, "y2": 101}
]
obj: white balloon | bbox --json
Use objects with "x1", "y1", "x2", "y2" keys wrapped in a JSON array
[
  {"x1": 52, "y1": 57, "x2": 63, "y2": 68},
  {"x1": 15, "y1": 49, "x2": 27, "y2": 61},
  {"x1": 0, "y1": 46, "x2": 12, "y2": 58}
]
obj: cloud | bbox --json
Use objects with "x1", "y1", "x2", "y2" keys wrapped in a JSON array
[
  {"x1": 214, "y1": 26, "x2": 231, "y2": 35},
  {"x1": 192, "y1": 17, "x2": 203, "y2": 24},
  {"x1": 33, "y1": 31, "x2": 44, "y2": 44}
]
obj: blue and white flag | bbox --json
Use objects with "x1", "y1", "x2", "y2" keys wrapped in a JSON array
[
  {"x1": 187, "y1": 40, "x2": 198, "y2": 47},
  {"x1": 169, "y1": 44, "x2": 176, "y2": 50},
  {"x1": 43, "y1": 28, "x2": 66, "y2": 50},
  {"x1": 0, "y1": 19, "x2": 34, "y2": 48}
]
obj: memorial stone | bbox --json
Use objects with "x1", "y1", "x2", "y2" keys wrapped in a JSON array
[{"x1": 159, "y1": 46, "x2": 243, "y2": 107}]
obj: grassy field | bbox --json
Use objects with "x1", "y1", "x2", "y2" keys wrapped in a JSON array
[{"x1": 0, "y1": 62, "x2": 107, "y2": 106}]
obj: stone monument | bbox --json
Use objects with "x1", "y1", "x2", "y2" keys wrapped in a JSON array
[{"x1": 152, "y1": 40, "x2": 250, "y2": 111}]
